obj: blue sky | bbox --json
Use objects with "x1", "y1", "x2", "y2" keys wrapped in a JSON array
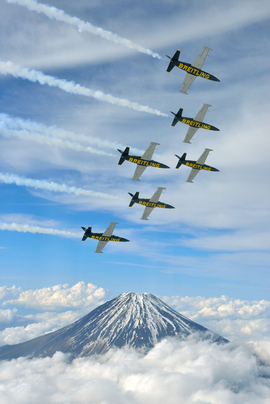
[{"x1": 0, "y1": 0, "x2": 270, "y2": 306}]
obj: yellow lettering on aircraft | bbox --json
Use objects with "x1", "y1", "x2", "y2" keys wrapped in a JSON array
[{"x1": 177, "y1": 63, "x2": 210, "y2": 79}]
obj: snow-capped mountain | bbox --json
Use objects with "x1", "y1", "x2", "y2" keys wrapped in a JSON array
[{"x1": 0, "y1": 292, "x2": 228, "y2": 360}]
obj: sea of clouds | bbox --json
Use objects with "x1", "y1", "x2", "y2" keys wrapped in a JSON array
[{"x1": 0, "y1": 282, "x2": 269, "y2": 403}]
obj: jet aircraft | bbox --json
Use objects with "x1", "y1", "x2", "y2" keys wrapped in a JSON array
[
  {"x1": 166, "y1": 47, "x2": 220, "y2": 94},
  {"x1": 81, "y1": 222, "x2": 129, "y2": 253},
  {"x1": 171, "y1": 104, "x2": 219, "y2": 143},
  {"x1": 128, "y1": 187, "x2": 175, "y2": 220},
  {"x1": 175, "y1": 148, "x2": 219, "y2": 183},
  {"x1": 118, "y1": 142, "x2": 169, "y2": 181}
]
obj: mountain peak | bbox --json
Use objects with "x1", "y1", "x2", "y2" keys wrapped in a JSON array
[{"x1": 0, "y1": 292, "x2": 228, "y2": 360}]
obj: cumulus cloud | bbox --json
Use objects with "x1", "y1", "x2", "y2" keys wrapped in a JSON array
[
  {"x1": 0, "y1": 282, "x2": 107, "y2": 346},
  {"x1": 161, "y1": 295, "x2": 270, "y2": 341},
  {"x1": 0, "y1": 337, "x2": 269, "y2": 404},
  {"x1": 0, "y1": 285, "x2": 22, "y2": 301},
  {"x1": 3, "y1": 281, "x2": 106, "y2": 310}
]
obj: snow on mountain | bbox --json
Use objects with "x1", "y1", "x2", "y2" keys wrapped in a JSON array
[{"x1": 0, "y1": 292, "x2": 228, "y2": 360}]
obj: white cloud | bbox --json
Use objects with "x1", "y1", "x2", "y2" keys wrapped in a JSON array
[
  {"x1": 161, "y1": 295, "x2": 270, "y2": 341},
  {"x1": 0, "y1": 337, "x2": 269, "y2": 404},
  {"x1": 0, "y1": 282, "x2": 107, "y2": 346},
  {"x1": 0, "y1": 308, "x2": 17, "y2": 323},
  {"x1": 3, "y1": 281, "x2": 106, "y2": 310},
  {"x1": 0, "y1": 286, "x2": 22, "y2": 301}
]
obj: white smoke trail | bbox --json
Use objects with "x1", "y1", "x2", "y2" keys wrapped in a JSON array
[
  {"x1": 6, "y1": 0, "x2": 162, "y2": 59},
  {"x1": 0, "y1": 61, "x2": 168, "y2": 117},
  {"x1": 0, "y1": 113, "x2": 143, "y2": 154},
  {"x1": 0, "y1": 222, "x2": 77, "y2": 237},
  {"x1": 0, "y1": 127, "x2": 113, "y2": 156},
  {"x1": 0, "y1": 173, "x2": 120, "y2": 200}
]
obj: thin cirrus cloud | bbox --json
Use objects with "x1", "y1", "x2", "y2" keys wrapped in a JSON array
[
  {"x1": 0, "y1": 61, "x2": 168, "y2": 117},
  {"x1": 5, "y1": 0, "x2": 162, "y2": 59}
]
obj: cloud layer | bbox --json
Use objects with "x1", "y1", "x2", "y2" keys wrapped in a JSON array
[{"x1": 0, "y1": 337, "x2": 269, "y2": 404}]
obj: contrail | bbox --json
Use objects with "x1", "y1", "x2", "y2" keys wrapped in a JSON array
[
  {"x1": 0, "y1": 173, "x2": 120, "y2": 199},
  {"x1": 0, "y1": 61, "x2": 168, "y2": 117},
  {"x1": 0, "y1": 113, "x2": 143, "y2": 154},
  {"x1": 0, "y1": 222, "x2": 78, "y2": 237},
  {"x1": 0, "y1": 127, "x2": 113, "y2": 156},
  {"x1": 6, "y1": 0, "x2": 161, "y2": 59}
]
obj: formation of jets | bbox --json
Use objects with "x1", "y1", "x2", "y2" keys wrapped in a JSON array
[{"x1": 83, "y1": 46, "x2": 220, "y2": 252}]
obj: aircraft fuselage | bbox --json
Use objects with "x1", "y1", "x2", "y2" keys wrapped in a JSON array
[
  {"x1": 175, "y1": 61, "x2": 219, "y2": 82},
  {"x1": 136, "y1": 198, "x2": 174, "y2": 209},
  {"x1": 124, "y1": 154, "x2": 169, "y2": 169},
  {"x1": 183, "y1": 160, "x2": 219, "y2": 172},
  {"x1": 84, "y1": 230, "x2": 128, "y2": 242},
  {"x1": 179, "y1": 116, "x2": 219, "y2": 131}
]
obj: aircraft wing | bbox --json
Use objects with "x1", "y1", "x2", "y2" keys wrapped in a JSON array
[
  {"x1": 141, "y1": 142, "x2": 160, "y2": 160},
  {"x1": 141, "y1": 207, "x2": 154, "y2": 220},
  {"x1": 191, "y1": 46, "x2": 213, "y2": 69},
  {"x1": 179, "y1": 73, "x2": 196, "y2": 94},
  {"x1": 102, "y1": 222, "x2": 119, "y2": 237},
  {"x1": 194, "y1": 103, "x2": 212, "y2": 122},
  {"x1": 183, "y1": 126, "x2": 198, "y2": 144},
  {"x1": 196, "y1": 148, "x2": 213, "y2": 165},
  {"x1": 132, "y1": 165, "x2": 147, "y2": 181},
  {"x1": 95, "y1": 240, "x2": 108, "y2": 253},
  {"x1": 149, "y1": 187, "x2": 166, "y2": 203},
  {"x1": 186, "y1": 169, "x2": 200, "y2": 183}
]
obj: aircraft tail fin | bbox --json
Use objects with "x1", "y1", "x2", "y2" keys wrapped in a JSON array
[
  {"x1": 171, "y1": 108, "x2": 183, "y2": 126},
  {"x1": 118, "y1": 147, "x2": 130, "y2": 165},
  {"x1": 128, "y1": 191, "x2": 139, "y2": 207},
  {"x1": 175, "y1": 152, "x2": 187, "y2": 169},
  {"x1": 176, "y1": 107, "x2": 183, "y2": 117},
  {"x1": 166, "y1": 50, "x2": 180, "y2": 72},
  {"x1": 81, "y1": 226, "x2": 91, "y2": 241}
]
